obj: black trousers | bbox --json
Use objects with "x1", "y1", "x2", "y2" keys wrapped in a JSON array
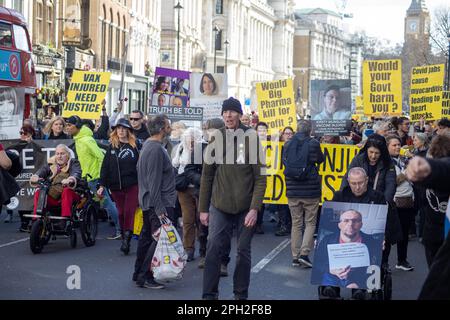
[
  {"x1": 424, "y1": 242, "x2": 443, "y2": 268},
  {"x1": 198, "y1": 222, "x2": 231, "y2": 265},
  {"x1": 202, "y1": 206, "x2": 255, "y2": 300},
  {"x1": 396, "y1": 207, "x2": 416, "y2": 262},
  {"x1": 134, "y1": 207, "x2": 173, "y2": 285}
]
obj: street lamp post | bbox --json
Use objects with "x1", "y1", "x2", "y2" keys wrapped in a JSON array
[
  {"x1": 213, "y1": 26, "x2": 220, "y2": 73},
  {"x1": 174, "y1": 2, "x2": 183, "y2": 70},
  {"x1": 224, "y1": 39, "x2": 229, "y2": 73}
]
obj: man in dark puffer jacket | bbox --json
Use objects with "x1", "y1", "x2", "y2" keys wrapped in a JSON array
[{"x1": 283, "y1": 120, "x2": 324, "y2": 268}]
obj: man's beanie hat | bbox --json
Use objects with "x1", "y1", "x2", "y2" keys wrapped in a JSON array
[{"x1": 222, "y1": 97, "x2": 243, "y2": 115}]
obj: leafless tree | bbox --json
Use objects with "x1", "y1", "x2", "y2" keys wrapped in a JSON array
[{"x1": 429, "y1": 5, "x2": 450, "y2": 58}]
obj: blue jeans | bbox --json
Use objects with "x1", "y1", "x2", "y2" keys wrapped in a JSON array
[{"x1": 88, "y1": 179, "x2": 120, "y2": 233}]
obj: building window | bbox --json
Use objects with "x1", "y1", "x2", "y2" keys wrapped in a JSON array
[
  {"x1": 116, "y1": 13, "x2": 121, "y2": 58},
  {"x1": 46, "y1": 2, "x2": 54, "y2": 45},
  {"x1": 35, "y1": 1, "x2": 44, "y2": 44},
  {"x1": 216, "y1": 66, "x2": 224, "y2": 73},
  {"x1": 101, "y1": 6, "x2": 107, "y2": 69},
  {"x1": 216, "y1": 0, "x2": 223, "y2": 15},
  {"x1": 13, "y1": 0, "x2": 23, "y2": 14},
  {"x1": 108, "y1": 9, "x2": 114, "y2": 58},
  {"x1": 123, "y1": 16, "x2": 126, "y2": 55},
  {"x1": 215, "y1": 30, "x2": 222, "y2": 51}
]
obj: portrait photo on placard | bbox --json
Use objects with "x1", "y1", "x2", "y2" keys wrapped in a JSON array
[
  {"x1": 310, "y1": 79, "x2": 352, "y2": 121},
  {"x1": 170, "y1": 96, "x2": 188, "y2": 107},
  {"x1": 151, "y1": 93, "x2": 170, "y2": 107},
  {"x1": 171, "y1": 78, "x2": 190, "y2": 96},
  {"x1": 153, "y1": 76, "x2": 172, "y2": 94},
  {"x1": 190, "y1": 73, "x2": 228, "y2": 99},
  {"x1": 311, "y1": 202, "x2": 387, "y2": 290}
]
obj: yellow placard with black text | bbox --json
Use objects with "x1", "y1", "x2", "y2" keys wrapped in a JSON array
[
  {"x1": 443, "y1": 91, "x2": 450, "y2": 118},
  {"x1": 410, "y1": 64, "x2": 445, "y2": 121},
  {"x1": 363, "y1": 59, "x2": 402, "y2": 117},
  {"x1": 352, "y1": 96, "x2": 368, "y2": 122},
  {"x1": 257, "y1": 79, "x2": 297, "y2": 135},
  {"x1": 319, "y1": 144, "x2": 360, "y2": 203},
  {"x1": 262, "y1": 141, "x2": 288, "y2": 205},
  {"x1": 261, "y1": 142, "x2": 359, "y2": 205},
  {"x1": 63, "y1": 71, "x2": 111, "y2": 120}
]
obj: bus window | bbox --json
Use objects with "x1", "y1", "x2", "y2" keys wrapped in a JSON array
[
  {"x1": 0, "y1": 22, "x2": 12, "y2": 47},
  {"x1": 13, "y1": 24, "x2": 30, "y2": 52},
  {"x1": 0, "y1": 23, "x2": 12, "y2": 48}
]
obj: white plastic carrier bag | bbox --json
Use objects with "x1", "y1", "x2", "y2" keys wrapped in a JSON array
[{"x1": 151, "y1": 216, "x2": 187, "y2": 282}]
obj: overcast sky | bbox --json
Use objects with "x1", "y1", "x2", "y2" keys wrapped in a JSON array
[{"x1": 295, "y1": 0, "x2": 448, "y2": 45}]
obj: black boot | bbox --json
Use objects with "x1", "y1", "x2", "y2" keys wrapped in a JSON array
[{"x1": 120, "y1": 230, "x2": 132, "y2": 255}]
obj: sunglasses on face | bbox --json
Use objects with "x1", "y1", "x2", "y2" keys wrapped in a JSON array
[{"x1": 130, "y1": 118, "x2": 142, "y2": 121}]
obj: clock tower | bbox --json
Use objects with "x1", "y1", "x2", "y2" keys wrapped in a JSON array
[{"x1": 404, "y1": 0, "x2": 430, "y2": 43}]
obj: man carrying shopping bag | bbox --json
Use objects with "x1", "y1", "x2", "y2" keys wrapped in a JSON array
[{"x1": 133, "y1": 114, "x2": 177, "y2": 289}]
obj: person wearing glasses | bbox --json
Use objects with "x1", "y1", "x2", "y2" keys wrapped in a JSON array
[
  {"x1": 19, "y1": 126, "x2": 34, "y2": 143},
  {"x1": 129, "y1": 110, "x2": 150, "y2": 145},
  {"x1": 313, "y1": 85, "x2": 351, "y2": 121},
  {"x1": 317, "y1": 167, "x2": 387, "y2": 299},
  {"x1": 393, "y1": 117, "x2": 413, "y2": 147}
]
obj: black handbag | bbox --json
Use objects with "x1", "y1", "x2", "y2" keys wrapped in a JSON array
[
  {"x1": 395, "y1": 196, "x2": 414, "y2": 209},
  {"x1": 174, "y1": 167, "x2": 189, "y2": 192}
]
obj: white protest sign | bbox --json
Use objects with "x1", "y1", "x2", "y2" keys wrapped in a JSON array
[{"x1": 327, "y1": 243, "x2": 371, "y2": 270}]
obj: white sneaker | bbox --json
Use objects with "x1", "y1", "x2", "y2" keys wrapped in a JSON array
[{"x1": 395, "y1": 261, "x2": 414, "y2": 271}]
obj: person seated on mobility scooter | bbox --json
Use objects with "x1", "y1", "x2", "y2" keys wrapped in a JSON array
[{"x1": 30, "y1": 144, "x2": 81, "y2": 229}]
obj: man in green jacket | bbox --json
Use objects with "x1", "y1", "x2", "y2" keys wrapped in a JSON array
[
  {"x1": 66, "y1": 115, "x2": 121, "y2": 239},
  {"x1": 199, "y1": 97, "x2": 267, "y2": 300}
]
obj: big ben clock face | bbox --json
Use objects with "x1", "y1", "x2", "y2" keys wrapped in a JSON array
[{"x1": 408, "y1": 19, "x2": 419, "y2": 33}]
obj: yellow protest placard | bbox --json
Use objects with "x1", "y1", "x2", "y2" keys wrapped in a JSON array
[
  {"x1": 443, "y1": 91, "x2": 450, "y2": 118},
  {"x1": 352, "y1": 96, "x2": 368, "y2": 122},
  {"x1": 63, "y1": 71, "x2": 111, "y2": 120},
  {"x1": 262, "y1": 141, "x2": 288, "y2": 205},
  {"x1": 319, "y1": 144, "x2": 360, "y2": 203},
  {"x1": 257, "y1": 79, "x2": 297, "y2": 134},
  {"x1": 262, "y1": 142, "x2": 360, "y2": 205},
  {"x1": 410, "y1": 64, "x2": 445, "y2": 121},
  {"x1": 363, "y1": 59, "x2": 402, "y2": 117}
]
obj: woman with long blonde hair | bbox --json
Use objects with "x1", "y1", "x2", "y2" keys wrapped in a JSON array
[
  {"x1": 98, "y1": 118, "x2": 140, "y2": 254},
  {"x1": 43, "y1": 116, "x2": 69, "y2": 140}
]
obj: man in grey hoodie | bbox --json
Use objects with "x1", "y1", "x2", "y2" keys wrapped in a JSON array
[{"x1": 133, "y1": 114, "x2": 177, "y2": 289}]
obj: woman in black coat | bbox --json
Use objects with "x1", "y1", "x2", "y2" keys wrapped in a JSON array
[
  {"x1": 341, "y1": 134, "x2": 397, "y2": 203},
  {"x1": 98, "y1": 119, "x2": 139, "y2": 254}
]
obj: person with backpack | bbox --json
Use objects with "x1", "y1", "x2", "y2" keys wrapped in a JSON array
[{"x1": 282, "y1": 120, "x2": 324, "y2": 268}]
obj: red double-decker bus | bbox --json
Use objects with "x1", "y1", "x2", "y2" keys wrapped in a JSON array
[{"x1": 0, "y1": 6, "x2": 36, "y2": 140}]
